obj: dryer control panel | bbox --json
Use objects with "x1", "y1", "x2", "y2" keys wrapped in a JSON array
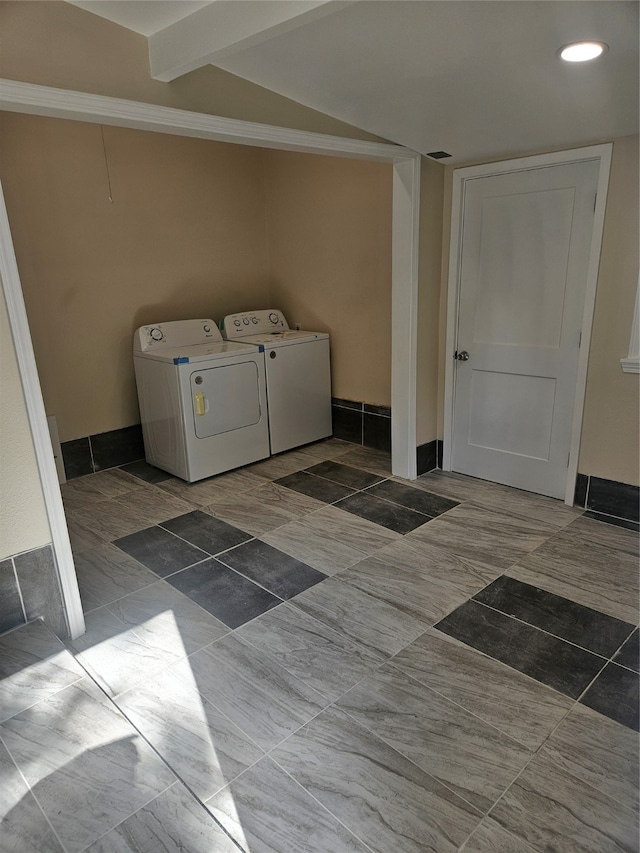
[
  {"x1": 221, "y1": 309, "x2": 289, "y2": 339},
  {"x1": 134, "y1": 319, "x2": 221, "y2": 352}
]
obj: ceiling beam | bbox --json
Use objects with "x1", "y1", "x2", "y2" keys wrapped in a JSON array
[{"x1": 149, "y1": 0, "x2": 350, "y2": 82}]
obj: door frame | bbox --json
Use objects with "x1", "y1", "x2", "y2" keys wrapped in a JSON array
[
  {"x1": 443, "y1": 144, "x2": 613, "y2": 505},
  {"x1": 0, "y1": 79, "x2": 420, "y2": 637}
]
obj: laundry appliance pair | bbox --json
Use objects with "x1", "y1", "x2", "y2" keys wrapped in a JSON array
[{"x1": 133, "y1": 310, "x2": 331, "y2": 482}]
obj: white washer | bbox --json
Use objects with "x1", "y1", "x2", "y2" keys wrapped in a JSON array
[
  {"x1": 221, "y1": 309, "x2": 332, "y2": 455},
  {"x1": 133, "y1": 319, "x2": 269, "y2": 482}
]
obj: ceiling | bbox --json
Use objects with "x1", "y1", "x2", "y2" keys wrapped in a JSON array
[{"x1": 68, "y1": 1, "x2": 639, "y2": 163}]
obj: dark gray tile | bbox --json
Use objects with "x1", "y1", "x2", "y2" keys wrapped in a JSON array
[
  {"x1": 113, "y1": 526, "x2": 209, "y2": 577},
  {"x1": 167, "y1": 559, "x2": 280, "y2": 628},
  {"x1": 335, "y1": 491, "x2": 431, "y2": 534},
  {"x1": 580, "y1": 663, "x2": 639, "y2": 731},
  {"x1": 363, "y1": 403, "x2": 391, "y2": 416},
  {"x1": 217, "y1": 539, "x2": 326, "y2": 599},
  {"x1": 583, "y1": 510, "x2": 640, "y2": 532},
  {"x1": 366, "y1": 480, "x2": 459, "y2": 517},
  {"x1": 160, "y1": 510, "x2": 251, "y2": 555},
  {"x1": 119, "y1": 460, "x2": 172, "y2": 484},
  {"x1": 574, "y1": 473, "x2": 588, "y2": 507},
  {"x1": 90, "y1": 424, "x2": 145, "y2": 471},
  {"x1": 473, "y1": 575, "x2": 635, "y2": 657},
  {"x1": 305, "y1": 460, "x2": 384, "y2": 489},
  {"x1": 614, "y1": 628, "x2": 639, "y2": 673},
  {"x1": 416, "y1": 440, "x2": 437, "y2": 476},
  {"x1": 435, "y1": 599, "x2": 606, "y2": 699},
  {"x1": 331, "y1": 404, "x2": 362, "y2": 443},
  {"x1": 0, "y1": 559, "x2": 25, "y2": 634},
  {"x1": 61, "y1": 436, "x2": 93, "y2": 479},
  {"x1": 13, "y1": 546, "x2": 66, "y2": 639},
  {"x1": 587, "y1": 477, "x2": 639, "y2": 522},
  {"x1": 276, "y1": 471, "x2": 356, "y2": 503},
  {"x1": 363, "y1": 412, "x2": 391, "y2": 452},
  {"x1": 332, "y1": 397, "x2": 363, "y2": 411}
]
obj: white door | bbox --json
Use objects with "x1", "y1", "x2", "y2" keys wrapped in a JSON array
[{"x1": 451, "y1": 159, "x2": 600, "y2": 498}]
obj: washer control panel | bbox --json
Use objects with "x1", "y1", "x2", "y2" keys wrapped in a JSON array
[
  {"x1": 221, "y1": 309, "x2": 289, "y2": 339},
  {"x1": 134, "y1": 319, "x2": 221, "y2": 352}
]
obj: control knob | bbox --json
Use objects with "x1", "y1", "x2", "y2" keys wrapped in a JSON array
[
  {"x1": 203, "y1": 324, "x2": 211, "y2": 333},
  {"x1": 150, "y1": 328, "x2": 163, "y2": 341},
  {"x1": 243, "y1": 318, "x2": 250, "y2": 325},
  {"x1": 268, "y1": 312, "x2": 279, "y2": 324},
  {"x1": 234, "y1": 319, "x2": 242, "y2": 327}
]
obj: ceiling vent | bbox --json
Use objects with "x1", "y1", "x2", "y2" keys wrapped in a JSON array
[{"x1": 426, "y1": 151, "x2": 452, "y2": 160}]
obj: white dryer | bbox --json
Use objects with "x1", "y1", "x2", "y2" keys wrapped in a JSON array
[
  {"x1": 220, "y1": 309, "x2": 332, "y2": 455},
  {"x1": 133, "y1": 319, "x2": 269, "y2": 482}
]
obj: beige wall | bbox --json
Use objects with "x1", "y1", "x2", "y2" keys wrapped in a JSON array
[
  {"x1": 0, "y1": 284, "x2": 51, "y2": 559},
  {"x1": 579, "y1": 135, "x2": 639, "y2": 484},
  {"x1": 0, "y1": 0, "x2": 383, "y2": 142},
  {"x1": 438, "y1": 136, "x2": 640, "y2": 486},
  {"x1": 0, "y1": 113, "x2": 270, "y2": 441},
  {"x1": 264, "y1": 150, "x2": 393, "y2": 406}
]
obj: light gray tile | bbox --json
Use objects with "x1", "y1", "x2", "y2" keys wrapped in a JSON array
[
  {"x1": 299, "y1": 438, "x2": 354, "y2": 461},
  {"x1": 73, "y1": 543, "x2": 159, "y2": 608},
  {"x1": 205, "y1": 481, "x2": 324, "y2": 536},
  {"x1": 236, "y1": 603, "x2": 385, "y2": 701},
  {"x1": 491, "y1": 751, "x2": 639, "y2": 853},
  {"x1": 66, "y1": 517, "x2": 107, "y2": 554},
  {"x1": 246, "y1": 448, "x2": 322, "y2": 480},
  {"x1": 60, "y1": 469, "x2": 145, "y2": 507},
  {"x1": 0, "y1": 620, "x2": 84, "y2": 722},
  {"x1": 391, "y1": 629, "x2": 573, "y2": 750},
  {"x1": 106, "y1": 580, "x2": 228, "y2": 655},
  {"x1": 261, "y1": 520, "x2": 368, "y2": 574},
  {"x1": 207, "y1": 755, "x2": 369, "y2": 853},
  {"x1": 0, "y1": 740, "x2": 64, "y2": 853},
  {"x1": 300, "y1": 504, "x2": 402, "y2": 554},
  {"x1": 337, "y1": 446, "x2": 392, "y2": 477},
  {"x1": 66, "y1": 497, "x2": 153, "y2": 540},
  {"x1": 158, "y1": 468, "x2": 264, "y2": 507},
  {"x1": 508, "y1": 532, "x2": 639, "y2": 624},
  {"x1": 113, "y1": 486, "x2": 195, "y2": 523},
  {"x1": 174, "y1": 634, "x2": 326, "y2": 750},
  {"x1": 87, "y1": 782, "x2": 239, "y2": 853},
  {"x1": 541, "y1": 702, "x2": 639, "y2": 812},
  {"x1": 461, "y1": 818, "x2": 538, "y2": 852},
  {"x1": 291, "y1": 575, "x2": 427, "y2": 657},
  {"x1": 337, "y1": 664, "x2": 532, "y2": 812},
  {"x1": 337, "y1": 552, "x2": 470, "y2": 624},
  {"x1": 272, "y1": 706, "x2": 481, "y2": 853},
  {"x1": 408, "y1": 470, "x2": 499, "y2": 502},
  {"x1": 67, "y1": 607, "x2": 185, "y2": 697},
  {"x1": 563, "y1": 514, "x2": 640, "y2": 557},
  {"x1": 409, "y1": 502, "x2": 557, "y2": 571},
  {"x1": 14, "y1": 546, "x2": 67, "y2": 638},
  {"x1": 116, "y1": 667, "x2": 263, "y2": 800},
  {"x1": 467, "y1": 490, "x2": 581, "y2": 529},
  {"x1": 0, "y1": 678, "x2": 175, "y2": 853}
]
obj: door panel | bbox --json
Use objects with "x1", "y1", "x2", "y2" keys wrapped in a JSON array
[{"x1": 452, "y1": 160, "x2": 599, "y2": 498}]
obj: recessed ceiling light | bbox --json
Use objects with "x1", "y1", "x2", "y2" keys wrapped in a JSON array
[{"x1": 559, "y1": 41, "x2": 608, "y2": 62}]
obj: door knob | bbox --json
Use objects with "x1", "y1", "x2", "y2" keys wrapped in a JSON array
[{"x1": 455, "y1": 350, "x2": 470, "y2": 361}]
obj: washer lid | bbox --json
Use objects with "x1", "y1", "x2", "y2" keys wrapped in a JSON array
[
  {"x1": 134, "y1": 340, "x2": 262, "y2": 364},
  {"x1": 226, "y1": 330, "x2": 329, "y2": 348}
]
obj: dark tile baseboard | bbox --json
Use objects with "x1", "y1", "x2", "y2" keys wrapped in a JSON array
[
  {"x1": 416, "y1": 440, "x2": 438, "y2": 476},
  {"x1": 61, "y1": 424, "x2": 145, "y2": 480},
  {"x1": 331, "y1": 398, "x2": 391, "y2": 452},
  {"x1": 574, "y1": 473, "x2": 639, "y2": 524},
  {"x1": 0, "y1": 545, "x2": 66, "y2": 638}
]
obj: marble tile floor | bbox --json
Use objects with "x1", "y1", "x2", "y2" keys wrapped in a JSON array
[{"x1": 1, "y1": 440, "x2": 639, "y2": 853}]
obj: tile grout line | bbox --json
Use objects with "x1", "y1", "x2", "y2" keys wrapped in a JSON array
[
  {"x1": 62, "y1": 651, "x2": 250, "y2": 853},
  {"x1": 0, "y1": 730, "x2": 71, "y2": 853}
]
